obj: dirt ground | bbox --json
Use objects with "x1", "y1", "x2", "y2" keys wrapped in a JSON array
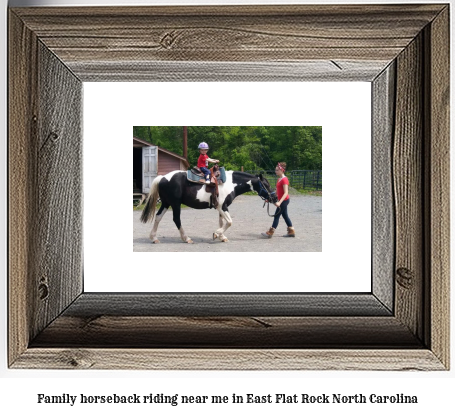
[{"x1": 133, "y1": 194, "x2": 321, "y2": 252}]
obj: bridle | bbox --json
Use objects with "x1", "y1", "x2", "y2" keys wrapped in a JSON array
[
  {"x1": 257, "y1": 178, "x2": 276, "y2": 202},
  {"x1": 257, "y1": 178, "x2": 281, "y2": 217}
]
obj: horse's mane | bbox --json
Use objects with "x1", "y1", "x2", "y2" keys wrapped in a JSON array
[{"x1": 230, "y1": 171, "x2": 258, "y2": 180}]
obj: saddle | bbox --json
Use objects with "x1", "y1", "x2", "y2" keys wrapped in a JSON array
[{"x1": 187, "y1": 165, "x2": 226, "y2": 209}]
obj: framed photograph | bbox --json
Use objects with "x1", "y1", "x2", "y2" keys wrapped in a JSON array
[{"x1": 8, "y1": 4, "x2": 449, "y2": 370}]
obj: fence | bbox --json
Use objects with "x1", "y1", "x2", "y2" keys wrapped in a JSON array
[
  {"x1": 289, "y1": 170, "x2": 322, "y2": 191},
  {"x1": 245, "y1": 170, "x2": 322, "y2": 191}
]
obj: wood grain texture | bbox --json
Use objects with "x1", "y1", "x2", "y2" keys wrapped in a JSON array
[
  {"x1": 13, "y1": 349, "x2": 445, "y2": 371},
  {"x1": 31, "y1": 316, "x2": 421, "y2": 348},
  {"x1": 425, "y1": 6, "x2": 450, "y2": 369},
  {"x1": 70, "y1": 60, "x2": 388, "y2": 82},
  {"x1": 372, "y1": 63, "x2": 395, "y2": 312},
  {"x1": 33, "y1": 42, "x2": 83, "y2": 339},
  {"x1": 62, "y1": 293, "x2": 392, "y2": 317},
  {"x1": 8, "y1": 11, "x2": 39, "y2": 366},
  {"x1": 9, "y1": 12, "x2": 84, "y2": 366},
  {"x1": 393, "y1": 34, "x2": 424, "y2": 340},
  {"x1": 12, "y1": 5, "x2": 444, "y2": 75},
  {"x1": 8, "y1": 4, "x2": 450, "y2": 370}
]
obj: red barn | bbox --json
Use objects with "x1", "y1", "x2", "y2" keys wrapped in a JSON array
[{"x1": 133, "y1": 137, "x2": 189, "y2": 202}]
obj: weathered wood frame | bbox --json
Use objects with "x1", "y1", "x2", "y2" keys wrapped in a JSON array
[{"x1": 8, "y1": 5, "x2": 449, "y2": 370}]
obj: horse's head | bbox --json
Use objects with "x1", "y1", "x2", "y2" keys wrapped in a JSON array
[{"x1": 256, "y1": 174, "x2": 278, "y2": 204}]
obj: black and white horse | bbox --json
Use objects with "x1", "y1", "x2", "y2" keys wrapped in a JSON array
[{"x1": 140, "y1": 170, "x2": 276, "y2": 243}]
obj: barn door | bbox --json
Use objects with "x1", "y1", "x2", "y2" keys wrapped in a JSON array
[{"x1": 142, "y1": 146, "x2": 157, "y2": 194}]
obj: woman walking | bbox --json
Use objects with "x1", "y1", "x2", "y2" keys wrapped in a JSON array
[{"x1": 261, "y1": 162, "x2": 295, "y2": 238}]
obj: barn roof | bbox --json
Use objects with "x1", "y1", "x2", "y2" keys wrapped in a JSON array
[
  {"x1": 133, "y1": 136, "x2": 189, "y2": 168},
  {"x1": 133, "y1": 136, "x2": 152, "y2": 147}
]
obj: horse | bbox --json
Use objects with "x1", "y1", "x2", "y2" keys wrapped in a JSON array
[{"x1": 140, "y1": 170, "x2": 277, "y2": 243}]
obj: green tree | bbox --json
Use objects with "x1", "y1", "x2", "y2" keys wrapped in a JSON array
[{"x1": 132, "y1": 126, "x2": 322, "y2": 171}]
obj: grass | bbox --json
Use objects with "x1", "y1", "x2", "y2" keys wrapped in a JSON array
[{"x1": 293, "y1": 188, "x2": 322, "y2": 196}]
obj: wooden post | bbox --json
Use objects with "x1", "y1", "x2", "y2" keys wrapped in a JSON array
[
  {"x1": 183, "y1": 126, "x2": 188, "y2": 160},
  {"x1": 241, "y1": 166, "x2": 244, "y2": 172}
]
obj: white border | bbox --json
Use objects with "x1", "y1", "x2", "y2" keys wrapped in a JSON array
[{"x1": 83, "y1": 82, "x2": 371, "y2": 292}]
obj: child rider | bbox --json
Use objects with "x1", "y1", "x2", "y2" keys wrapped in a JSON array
[{"x1": 197, "y1": 142, "x2": 219, "y2": 184}]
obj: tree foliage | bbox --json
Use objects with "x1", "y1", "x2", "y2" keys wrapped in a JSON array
[{"x1": 133, "y1": 126, "x2": 322, "y2": 171}]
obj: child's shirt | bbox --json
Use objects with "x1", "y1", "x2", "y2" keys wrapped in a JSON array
[
  {"x1": 276, "y1": 176, "x2": 290, "y2": 201},
  {"x1": 197, "y1": 154, "x2": 209, "y2": 168}
]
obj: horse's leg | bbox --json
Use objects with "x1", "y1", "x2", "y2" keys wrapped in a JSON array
[
  {"x1": 149, "y1": 204, "x2": 169, "y2": 243},
  {"x1": 219, "y1": 212, "x2": 224, "y2": 228},
  {"x1": 213, "y1": 211, "x2": 225, "y2": 240},
  {"x1": 172, "y1": 204, "x2": 194, "y2": 244},
  {"x1": 214, "y1": 207, "x2": 232, "y2": 242}
]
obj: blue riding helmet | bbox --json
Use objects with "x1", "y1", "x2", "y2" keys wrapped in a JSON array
[{"x1": 198, "y1": 142, "x2": 209, "y2": 150}]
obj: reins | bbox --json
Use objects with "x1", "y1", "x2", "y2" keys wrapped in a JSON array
[
  {"x1": 257, "y1": 179, "x2": 281, "y2": 217},
  {"x1": 263, "y1": 200, "x2": 281, "y2": 217}
]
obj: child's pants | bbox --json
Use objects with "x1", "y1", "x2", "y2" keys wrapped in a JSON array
[{"x1": 200, "y1": 167, "x2": 211, "y2": 181}]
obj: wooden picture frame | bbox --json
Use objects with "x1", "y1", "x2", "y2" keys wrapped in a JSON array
[{"x1": 8, "y1": 4, "x2": 449, "y2": 370}]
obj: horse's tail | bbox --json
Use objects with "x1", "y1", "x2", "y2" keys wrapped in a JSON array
[{"x1": 140, "y1": 175, "x2": 163, "y2": 223}]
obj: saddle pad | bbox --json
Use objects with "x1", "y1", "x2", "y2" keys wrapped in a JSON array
[
  {"x1": 187, "y1": 167, "x2": 226, "y2": 184},
  {"x1": 187, "y1": 169, "x2": 205, "y2": 183},
  {"x1": 219, "y1": 167, "x2": 226, "y2": 183}
]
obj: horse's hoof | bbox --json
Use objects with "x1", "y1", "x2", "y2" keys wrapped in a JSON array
[
  {"x1": 213, "y1": 233, "x2": 218, "y2": 240},
  {"x1": 186, "y1": 239, "x2": 194, "y2": 244},
  {"x1": 221, "y1": 237, "x2": 229, "y2": 242},
  {"x1": 152, "y1": 239, "x2": 160, "y2": 244}
]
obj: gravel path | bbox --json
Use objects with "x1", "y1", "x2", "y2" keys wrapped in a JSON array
[{"x1": 133, "y1": 194, "x2": 322, "y2": 252}]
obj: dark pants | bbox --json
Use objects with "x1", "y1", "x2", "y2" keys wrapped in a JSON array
[
  {"x1": 272, "y1": 198, "x2": 292, "y2": 229},
  {"x1": 200, "y1": 167, "x2": 210, "y2": 180}
]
